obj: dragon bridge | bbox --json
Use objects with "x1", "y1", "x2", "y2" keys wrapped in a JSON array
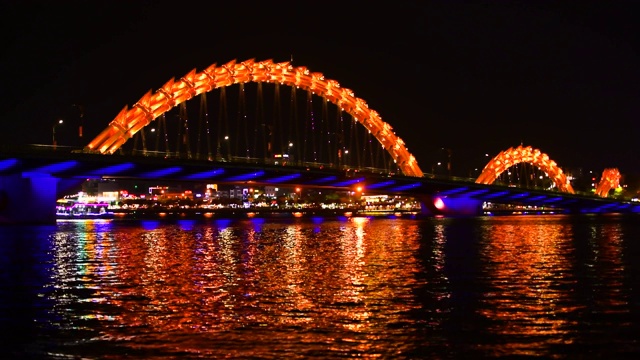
[
  {"x1": 595, "y1": 168, "x2": 621, "y2": 197},
  {"x1": 84, "y1": 58, "x2": 423, "y2": 177},
  {"x1": 476, "y1": 145, "x2": 575, "y2": 193}
]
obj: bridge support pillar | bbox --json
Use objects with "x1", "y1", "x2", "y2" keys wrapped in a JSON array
[
  {"x1": 417, "y1": 194, "x2": 484, "y2": 217},
  {"x1": 0, "y1": 174, "x2": 59, "y2": 225}
]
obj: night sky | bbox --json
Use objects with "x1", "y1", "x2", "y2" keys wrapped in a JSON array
[{"x1": 1, "y1": 0, "x2": 638, "y2": 177}]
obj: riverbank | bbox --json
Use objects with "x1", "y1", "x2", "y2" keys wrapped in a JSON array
[{"x1": 73, "y1": 208, "x2": 424, "y2": 221}]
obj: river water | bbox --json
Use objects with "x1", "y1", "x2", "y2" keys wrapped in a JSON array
[{"x1": 1, "y1": 214, "x2": 639, "y2": 359}]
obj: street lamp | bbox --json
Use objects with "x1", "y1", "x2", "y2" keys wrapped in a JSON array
[
  {"x1": 52, "y1": 119, "x2": 63, "y2": 149},
  {"x1": 343, "y1": 149, "x2": 349, "y2": 169},
  {"x1": 145, "y1": 128, "x2": 156, "y2": 155},
  {"x1": 432, "y1": 162, "x2": 442, "y2": 174},
  {"x1": 288, "y1": 142, "x2": 294, "y2": 165},
  {"x1": 223, "y1": 135, "x2": 230, "y2": 161},
  {"x1": 295, "y1": 187, "x2": 301, "y2": 203}
]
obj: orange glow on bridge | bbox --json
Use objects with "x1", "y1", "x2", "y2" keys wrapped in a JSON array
[
  {"x1": 475, "y1": 145, "x2": 574, "y2": 193},
  {"x1": 595, "y1": 168, "x2": 621, "y2": 198},
  {"x1": 85, "y1": 58, "x2": 424, "y2": 177}
]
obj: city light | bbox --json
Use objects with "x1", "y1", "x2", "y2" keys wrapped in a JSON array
[{"x1": 52, "y1": 119, "x2": 64, "y2": 148}]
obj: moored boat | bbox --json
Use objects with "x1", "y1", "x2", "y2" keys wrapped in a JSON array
[{"x1": 56, "y1": 199, "x2": 114, "y2": 219}]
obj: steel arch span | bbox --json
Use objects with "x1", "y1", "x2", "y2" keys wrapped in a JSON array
[
  {"x1": 84, "y1": 58, "x2": 424, "y2": 177},
  {"x1": 475, "y1": 145, "x2": 575, "y2": 193}
]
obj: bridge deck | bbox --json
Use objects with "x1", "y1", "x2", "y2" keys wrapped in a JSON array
[{"x1": 2, "y1": 145, "x2": 639, "y2": 214}]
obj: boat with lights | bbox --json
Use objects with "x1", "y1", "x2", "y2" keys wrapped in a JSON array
[{"x1": 55, "y1": 193, "x2": 114, "y2": 219}]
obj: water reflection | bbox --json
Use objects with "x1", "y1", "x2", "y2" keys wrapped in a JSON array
[
  {"x1": 44, "y1": 219, "x2": 427, "y2": 358},
  {"x1": 583, "y1": 216, "x2": 628, "y2": 309},
  {"x1": 3, "y1": 215, "x2": 639, "y2": 358},
  {"x1": 476, "y1": 215, "x2": 577, "y2": 356},
  {"x1": 475, "y1": 215, "x2": 632, "y2": 357}
]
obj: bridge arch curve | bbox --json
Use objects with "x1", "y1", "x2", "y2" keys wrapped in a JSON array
[
  {"x1": 475, "y1": 145, "x2": 574, "y2": 193},
  {"x1": 84, "y1": 58, "x2": 424, "y2": 177}
]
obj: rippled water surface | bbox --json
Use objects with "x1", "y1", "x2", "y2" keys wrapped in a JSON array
[{"x1": 1, "y1": 214, "x2": 640, "y2": 358}]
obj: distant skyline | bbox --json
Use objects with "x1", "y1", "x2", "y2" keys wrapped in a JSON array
[{"x1": 1, "y1": 0, "x2": 638, "y2": 176}]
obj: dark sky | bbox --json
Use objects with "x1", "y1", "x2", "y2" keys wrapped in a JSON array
[{"x1": 1, "y1": 0, "x2": 638, "y2": 177}]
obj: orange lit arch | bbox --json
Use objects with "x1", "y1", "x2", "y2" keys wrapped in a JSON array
[
  {"x1": 84, "y1": 58, "x2": 423, "y2": 177},
  {"x1": 475, "y1": 145, "x2": 574, "y2": 193}
]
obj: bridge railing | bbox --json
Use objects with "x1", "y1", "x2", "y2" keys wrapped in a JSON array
[
  {"x1": 0, "y1": 143, "x2": 83, "y2": 156},
  {"x1": 120, "y1": 150, "x2": 402, "y2": 176},
  {"x1": 1, "y1": 144, "x2": 625, "y2": 200}
]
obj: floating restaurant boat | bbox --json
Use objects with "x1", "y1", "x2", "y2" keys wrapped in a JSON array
[{"x1": 56, "y1": 198, "x2": 114, "y2": 219}]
